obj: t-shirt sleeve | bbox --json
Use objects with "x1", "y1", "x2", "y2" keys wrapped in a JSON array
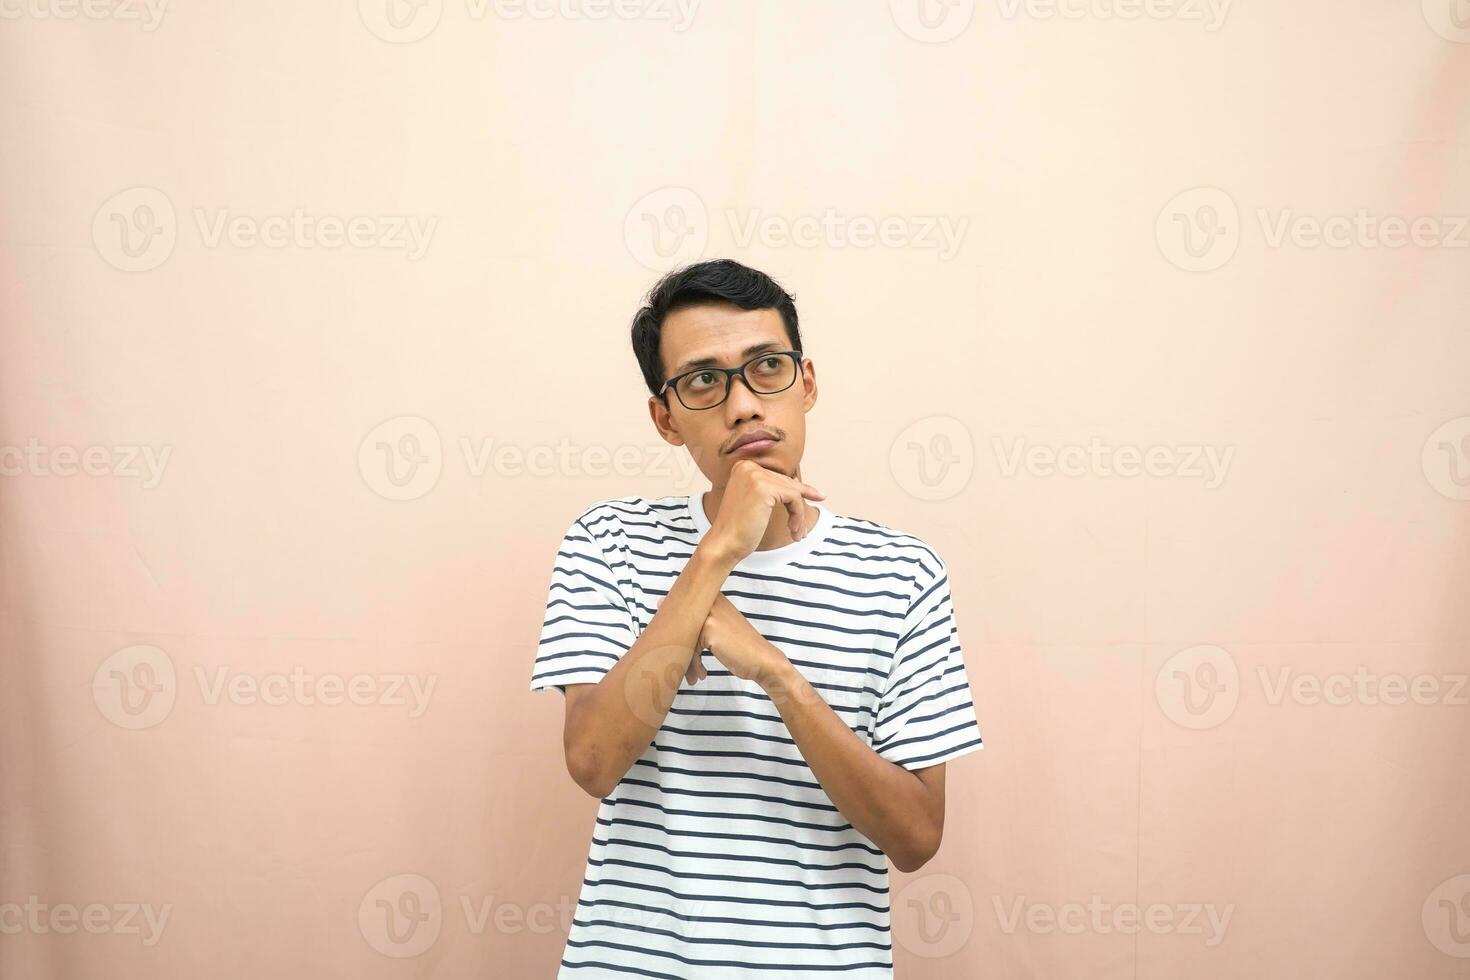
[
  {"x1": 873, "y1": 556, "x2": 984, "y2": 771},
  {"x1": 529, "y1": 513, "x2": 639, "y2": 696}
]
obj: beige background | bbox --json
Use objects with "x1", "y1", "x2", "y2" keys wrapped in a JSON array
[{"x1": 3, "y1": 2, "x2": 1469, "y2": 978}]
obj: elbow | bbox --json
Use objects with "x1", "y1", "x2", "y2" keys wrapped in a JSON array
[
  {"x1": 565, "y1": 745, "x2": 614, "y2": 799},
  {"x1": 890, "y1": 824, "x2": 943, "y2": 874},
  {"x1": 890, "y1": 849, "x2": 934, "y2": 874}
]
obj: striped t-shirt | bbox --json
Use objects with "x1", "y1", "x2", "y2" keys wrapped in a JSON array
[{"x1": 530, "y1": 492, "x2": 984, "y2": 978}]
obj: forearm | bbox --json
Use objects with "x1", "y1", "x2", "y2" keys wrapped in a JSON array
[
  {"x1": 566, "y1": 540, "x2": 738, "y2": 796},
  {"x1": 759, "y1": 658, "x2": 941, "y2": 872}
]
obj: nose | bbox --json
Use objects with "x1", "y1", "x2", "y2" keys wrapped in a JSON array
[{"x1": 723, "y1": 372, "x2": 765, "y2": 423}]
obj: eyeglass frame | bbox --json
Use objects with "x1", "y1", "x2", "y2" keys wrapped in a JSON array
[{"x1": 657, "y1": 348, "x2": 806, "y2": 411}]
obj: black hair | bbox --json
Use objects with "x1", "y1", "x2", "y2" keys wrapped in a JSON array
[{"x1": 630, "y1": 258, "x2": 802, "y2": 399}]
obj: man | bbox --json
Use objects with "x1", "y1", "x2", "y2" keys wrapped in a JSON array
[{"x1": 530, "y1": 258, "x2": 984, "y2": 977}]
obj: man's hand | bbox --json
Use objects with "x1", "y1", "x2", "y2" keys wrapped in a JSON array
[
  {"x1": 706, "y1": 459, "x2": 824, "y2": 564},
  {"x1": 695, "y1": 592, "x2": 788, "y2": 684}
]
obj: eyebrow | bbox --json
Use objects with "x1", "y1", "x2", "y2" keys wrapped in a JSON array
[{"x1": 670, "y1": 341, "x2": 786, "y2": 377}]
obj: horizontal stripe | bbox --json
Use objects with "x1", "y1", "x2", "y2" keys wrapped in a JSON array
[{"x1": 531, "y1": 494, "x2": 983, "y2": 978}]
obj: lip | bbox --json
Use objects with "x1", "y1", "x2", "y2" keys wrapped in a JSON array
[
  {"x1": 731, "y1": 438, "x2": 777, "y2": 455},
  {"x1": 728, "y1": 430, "x2": 779, "y2": 454}
]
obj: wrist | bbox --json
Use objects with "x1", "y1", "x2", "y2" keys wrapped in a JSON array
[
  {"x1": 757, "y1": 654, "x2": 801, "y2": 700},
  {"x1": 694, "y1": 533, "x2": 742, "y2": 570}
]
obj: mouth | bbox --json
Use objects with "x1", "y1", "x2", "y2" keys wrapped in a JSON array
[{"x1": 728, "y1": 432, "x2": 779, "y2": 455}]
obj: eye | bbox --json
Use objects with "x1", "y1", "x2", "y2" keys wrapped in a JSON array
[
  {"x1": 684, "y1": 371, "x2": 720, "y2": 391},
  {"x1": 752, "y1": 356, "x2": 784, "y2": 374}
]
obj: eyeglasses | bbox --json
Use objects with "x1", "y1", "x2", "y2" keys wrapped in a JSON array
[{"x1": 659, "y1": 349, "x2": 804, "y2": 411}]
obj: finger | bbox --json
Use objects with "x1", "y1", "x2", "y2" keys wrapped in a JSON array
[{"x1": 773, "y1": 483, "x2": 805, "y2": 539}]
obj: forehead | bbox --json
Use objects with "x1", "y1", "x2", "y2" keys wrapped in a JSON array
[{"x1": 661, "y1": 304, "x2": 788, "y2": 375}]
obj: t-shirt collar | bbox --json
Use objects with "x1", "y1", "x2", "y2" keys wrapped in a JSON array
[{"x1": 686, "y1": 490, "x2": 834, "y2": 571}]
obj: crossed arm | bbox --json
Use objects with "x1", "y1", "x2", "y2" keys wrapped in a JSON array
[{"x1": 559, "y1": 540, "x2": 946, "y2": 873}]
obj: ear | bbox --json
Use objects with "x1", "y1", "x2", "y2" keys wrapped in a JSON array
[{"x1": 649, "y1": 395, "x2": 685, "y2": 446}]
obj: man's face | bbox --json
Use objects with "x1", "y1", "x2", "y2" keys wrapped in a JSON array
[{"x1": 649, "y1": 302, "x2": 817, "y2": 486}]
